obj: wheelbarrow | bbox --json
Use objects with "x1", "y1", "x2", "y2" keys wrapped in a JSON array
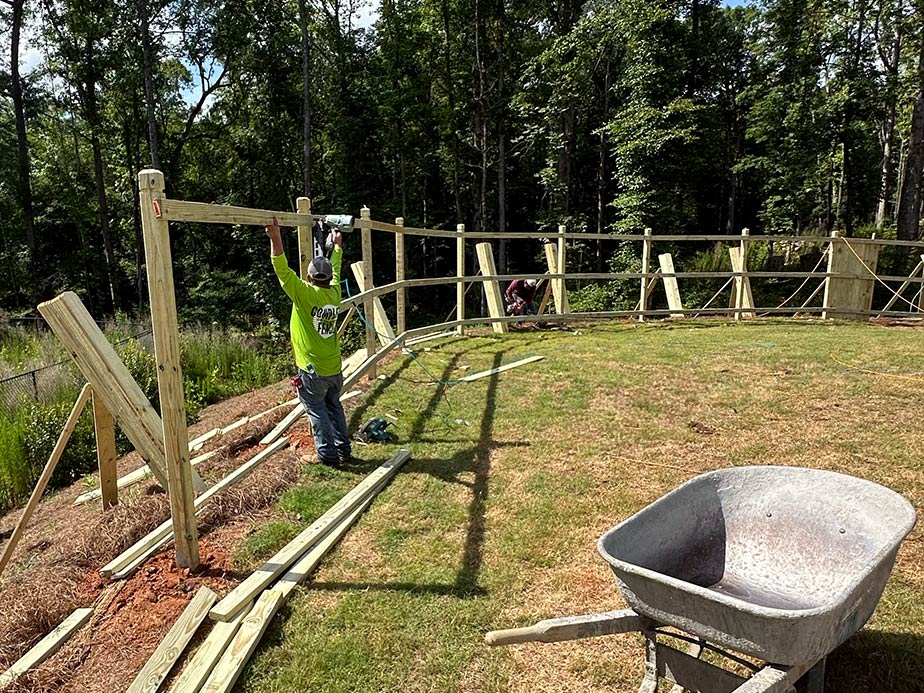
[{"x1": 485, "y1": 466, "x2": 917, "y2": 692}]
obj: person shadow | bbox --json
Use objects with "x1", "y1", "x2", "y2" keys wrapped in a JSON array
[{"x1": 824, "y1": 628, "x2": 924, "y2": 692}]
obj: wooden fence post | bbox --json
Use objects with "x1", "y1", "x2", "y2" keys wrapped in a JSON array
[
  {"x1": 360, "y1": 206, "x2": 376, "y2": 378},
  {"x1": 821, "y1": 230, "x2": 839, "y2": 320},
  {"x1": 395, "y1": 217, "x2": 406, "y2": 334},
  {"x1": 457, "y1": 223, "x2": 465, "y2": 335},
  {"x1": 735, "y1": 227, "x2": 751, "y2": 320},
  {"x1": 139, "y1": 168, "x2": 199, "y2": 570},
  {"x1": 296, "y1": 197, "x2": 312, "y2": 280},
  {"x1": 639, "y1": 227, "x2": 652, "y2": 322},
  {"x1": 92, "y1": 390, "x2": 118, "y2": 509},
  {"x1": 557, "y1": 225, "x2": 569, "y2": 314},
  {"x1": 475, "y1": 242, "x2": 508, "y2": 333}
]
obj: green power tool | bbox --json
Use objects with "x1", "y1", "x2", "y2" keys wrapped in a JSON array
[{"x1": 358, "y1": 417, "x2": 393, "y2": 443}]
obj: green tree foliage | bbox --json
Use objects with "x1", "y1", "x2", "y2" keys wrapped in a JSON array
[{"x1": 0, "y1": 0, "x2": 923, "y2": 324}]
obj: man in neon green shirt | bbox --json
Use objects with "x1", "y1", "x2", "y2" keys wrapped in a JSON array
[{"x1": 266, "y1": 218, "x2": 352, "y2": 465}]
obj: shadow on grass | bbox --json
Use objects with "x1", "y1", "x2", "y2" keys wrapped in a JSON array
[{"x1": 825, "y1": 628, "x2": 924, "y2": 693}]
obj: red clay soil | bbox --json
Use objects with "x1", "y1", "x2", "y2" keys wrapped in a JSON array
[{"x1": 0, "y1": 367, "x2": 380, "y2": 692}]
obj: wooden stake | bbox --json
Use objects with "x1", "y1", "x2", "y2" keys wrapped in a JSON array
[
  {"x1": 296, "y1": 197, "x2": 312, "y2": 280},
  {"x1": 474, "y1": 243, "x2": 508, "y2": 334},
  {"x1": 139, "y1": 168, "x2": 199, "y2": 569},
  {"x1": 350, "y1": 261, "x2": 396, "y2": 346},
  {"x1": 395, "y1": 217, "x2": 406, "y2": 333},
  {"x1": 337, "y1": 305, "x2": 357, "y2": 339},
  {"x1": 544, "y1": 243, "x2": 563, "y2": 313},
  {"x1": 0, "y1": 384, "x2": 91, "y2": 578},
  {"x1": 557, "y1": 225, "x2": 569, "y2": 314},
  {"x1": 92, "y1": 390, "x2": 118, "y2": 509},
  {"x1": 209, "y1": 449, "x2": 411, "y2": 622},
  {"x1": 0, "y1": 608, "x2": 93, "y2": 690},
  {"x1": 457, "y1": 223, "x2": 465, "y2": 335},
  {"x1": 658, "y1": 253, "x2": 684, "y2": 317},
  {"x1": 127, "y1": 587, "x2": 218, "y2": 693},
  {"x1": 639, "y1": 228, "x2": 652, "y2": 322}
]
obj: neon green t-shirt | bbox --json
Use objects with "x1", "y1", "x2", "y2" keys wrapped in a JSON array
[{"x1": 271, "y1": 247, "x2": 343, "y2": 376}]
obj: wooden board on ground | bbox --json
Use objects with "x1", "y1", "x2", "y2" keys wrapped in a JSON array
[
  {"x1": 200, "y1": 590, "x2": 284, "y2": 693},
  {"x1": 127, "y1": 586, "x2": 218, "y2": 693},
  {"x1": 0, "y1": 607, "x2": 93, "y2": 690},
  {"x1": 657, "y1": 254, "x2": 684, "y2": 317},
  {"x1": 458, "y1": 355, "x2": 545, "y2": 383},
  {"x1": 168, "y1": 607, "x2": 251, "y2": 693},
  {"x1": 209, "y1": 449, "x2": 412, "y2": 622},
  {"x1": 102, "y1": 437, "x2": 291, "y2": 579}
]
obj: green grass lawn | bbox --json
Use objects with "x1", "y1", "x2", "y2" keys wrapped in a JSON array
[{"x1": 233, "y1": 319, "x2": 923, "y2": 693}]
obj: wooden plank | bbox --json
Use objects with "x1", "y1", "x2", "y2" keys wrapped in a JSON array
[
  {"x1": 557, "y1": 225, "x2": 570, "y2": 314},
  {"x1": 337, "y1": 305, "x2": 356, "y2": 338},
  {"x1": 657, "y1": 253, "x2": 684, "y2": 317},
  {"x1": 274, "y1": 477, "x2": 385, "y2": 598},
  {"x1": 163, "y1": 199, "x2": 314, "y2": 228},
  {"x1": 140, "y1": 169, "x2": 199, "y2": 569},
  {"x1": 103, "y1": 437, "x2": 290, "y2": 579},
  {"x1": 75, "y1": 450, "x2": 218, "y2": 506},
  {"x1": 92, "y1": 391, "x2": 118, "y2": 509},
  {"x1": 189, "y1": 428, "x2": 220, "y2": 452},
  {"x1": 127, "y1": 587, "x2": 218, "y2": 693},
  {"x1": 823, "y1": 235, "x2": 880, "y2": 320},
  {"x1": 458, "y1": 356, "x2": 545, "y2": 383},
  {"x1": 543, "y1": 243, "x2": 563, "y2": 313},
  {"x1": 258, "y1": 406, "x2": 304, "y2": 446},
  {"x1": 474, "y1": 243, "x2": 507, "y2": 334},
  {"x1": 0, "y1": 385, "x2": 92, "y2": 577},
  {"x1": 639, "y1": 228, "x2": 652, "y2": 322},
  {"x1": 350, "y1": 261, "x2": 396, "y2": 346},
  {"x1": 0, "y1": 607, "x2": 93, "y2": 690},
  {"x1": 728, "y1": 247, "x2": 755, "y2": 319},
  {"x1": 168, "y1": 608, "x2": 250, "y2": 693},
  {"x1": 457, "y1": 223, "x2": 466, "y2": 335},
  {"x1": 200, "y1": 590, "x2": 284, "y2": 693},
  {"x1": 296, "y1": 197, "x2": 312, "y2": 280},
  {"x1": 209, "y1": 449, "x2": 412, "y2": 622},
  {"x1": 38, "y1": 293, "x2": 171, "y2": 490}
]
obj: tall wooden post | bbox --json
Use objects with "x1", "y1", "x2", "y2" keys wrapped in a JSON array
[
  {"x1": 360, "y1": 206, "x2": 376, "y2": 378},
  {"x1": 557, "y1": 225, "x2": 569, "y2": 314},
  {"x1": 457, "y1": 223, "x2": 465, "y2": 335},
  {"x1": 821, "y1": 230, "x2": 838, "y2": 320},
  {"x1": 296, "y1": 197, "x2": 312, "y2": 280},
  {"x1": 639, "y1": 227, "x2": 652, "y2": 322},
  {"x1": 138, "y1": 169, "x2": 199, "y2": 569},
  {"x1": 92, "y1": 391, "x2": 118, "y2": 509},
  {"x1": 475, "y1": 242, "x2": 508, "y2": 333},
  {"x1": 735, "y1": 227, "x2": 750, "y2": 321},
  {"x1": 395, "y1": 217, "x2": 406, "y2": 334}
]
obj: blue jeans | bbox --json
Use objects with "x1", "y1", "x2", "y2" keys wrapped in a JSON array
[{"x1": 296, "y1": 366, "x2": 351, "y2": 463}]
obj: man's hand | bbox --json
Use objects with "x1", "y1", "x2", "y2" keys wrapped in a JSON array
[
  {"x1": 331, "y1": 230, "x2": 343, "y2": 247},
  {"x1": 265, "y1": 217, "x2": 284, "y2": 256}
]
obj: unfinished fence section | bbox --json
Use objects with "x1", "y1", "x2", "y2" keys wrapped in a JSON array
[{"x1": 127, "y1": 168, "x2": 924, "y2": 568}]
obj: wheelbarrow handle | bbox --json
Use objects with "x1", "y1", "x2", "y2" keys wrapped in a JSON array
[{"x1": 485, "y1": 608, "x2": 646, "y2": 646}]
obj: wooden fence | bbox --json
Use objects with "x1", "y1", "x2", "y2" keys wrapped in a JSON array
[{"x1": 131, "y1": 170, "x2": 924, "y2": 568}]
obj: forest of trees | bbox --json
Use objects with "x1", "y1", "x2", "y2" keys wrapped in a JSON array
[{"x1": 1, "y1": 0, "x2": 923, "y2": 324}]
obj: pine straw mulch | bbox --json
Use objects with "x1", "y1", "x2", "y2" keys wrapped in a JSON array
[{"x1": 0, "y1": 373, "x2": 373, "y2": 692}]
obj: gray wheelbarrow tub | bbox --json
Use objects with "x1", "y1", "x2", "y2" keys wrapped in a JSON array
[{"x1": 597, "y1": 466, "x2": 917, "y2": 666}]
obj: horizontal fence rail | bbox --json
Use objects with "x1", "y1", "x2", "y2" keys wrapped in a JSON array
[{"x1": 141, "y1": 192, "x2": 924, "y2": 375}]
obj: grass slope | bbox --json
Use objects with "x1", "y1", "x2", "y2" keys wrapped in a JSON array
[{"x1": 233, "y1": 320, "x2": 923, "y2": 693}]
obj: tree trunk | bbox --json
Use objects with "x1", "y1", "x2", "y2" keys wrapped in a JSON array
[
  {"x1": 138, "y1": 0, "x2": 160, "y2": 169},
  {"x1": 596, "y1": 52, "x2": 611, "y2": 271},
  {"x1": 441, "y1": 0, "x2": 462, "y2": 221},
  {"x1": 875, "y1": 4, "x2": 901, "y2": 229},
  {"x1": 474, "y1": 0, "x2": 488, "y2": 232},
  {"x1": 10, "y1": 0, "x2": 36, "y2": 257},
  {"x1": 496, "y1": 1, "x2": 507, "y2": 274},
  {"x1": 897, "y1": 18, "x2": 924, "y2": 241},
  {"x1": 298, "y1": 0, "x2": 312, "y2": 197}
]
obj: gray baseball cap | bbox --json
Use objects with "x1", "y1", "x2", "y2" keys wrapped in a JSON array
[{"x1": 308, "y1": 256, "x2": 333, "y2": 282}]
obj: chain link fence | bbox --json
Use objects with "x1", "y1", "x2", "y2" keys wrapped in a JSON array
[{"x1": 0, "y1": 330, "x2": 153, "y2": 413}]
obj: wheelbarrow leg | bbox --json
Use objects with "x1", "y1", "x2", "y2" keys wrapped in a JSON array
[
  {"x1": 796, "y1": 657, "x2": 825, "y2": 693},
  {"x1": 637, "y1": 629, "x2": 660, "y2": 693}
]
